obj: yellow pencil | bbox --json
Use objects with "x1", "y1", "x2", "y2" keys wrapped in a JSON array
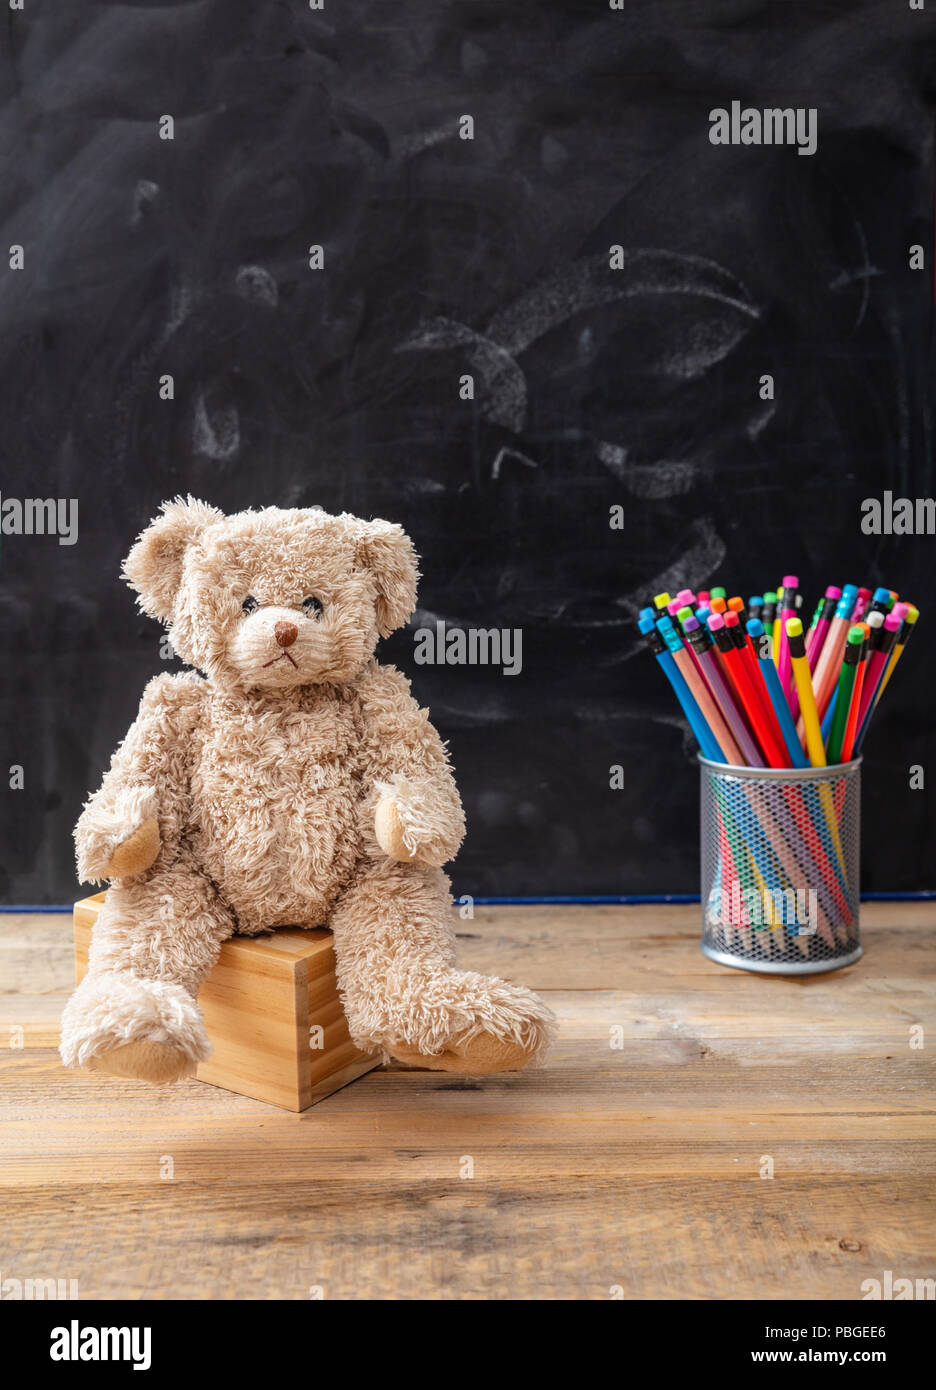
[
  {"x1": 786, "y1": 617, "x2": 825, "y2": 766},
  {"x1": 787, "y1": 615, "x2": 849, "y2": 903}
]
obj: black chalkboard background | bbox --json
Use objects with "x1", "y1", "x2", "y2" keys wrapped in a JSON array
[{"x1": 0, "y1": 0, "x2": 934, "y2": 905}]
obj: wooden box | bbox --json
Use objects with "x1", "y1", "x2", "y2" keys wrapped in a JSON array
[{"x1": 73, "y1": 893, "x2": 379, "y2": 1111}]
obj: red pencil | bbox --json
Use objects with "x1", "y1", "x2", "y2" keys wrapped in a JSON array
[
  {"x1": 705, "y1": 616, "x2": 757, "y2": 738},
  {"x1": 709, "y1": 615, "x2": 785, "y2": 767},
  {"x1": 724, "y1": 612, "x2": 790, "y2": 767}
]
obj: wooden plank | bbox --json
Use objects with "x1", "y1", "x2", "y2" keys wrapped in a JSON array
[
  {"x1": 0, "y1": 1039, "x2": 932, "y2": 1299},
  {"x1": 0, "y1": 1172, "x2": 931, "y2": 1301},
  {"x1": 1, "y1": 1039, "x2": 932, "y2": 1179}
]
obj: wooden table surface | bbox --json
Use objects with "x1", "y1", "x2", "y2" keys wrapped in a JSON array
[{"x1": 2, "y1": 902, "x2": 934, "y2": 1300}]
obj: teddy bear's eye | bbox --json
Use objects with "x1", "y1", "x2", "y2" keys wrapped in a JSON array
[
  {"x1": 242, "y1": 595, "x2": 259, "y2": 614},
  {"x1": 302, "y1": 596, "x2": 323, "y2": 617}
]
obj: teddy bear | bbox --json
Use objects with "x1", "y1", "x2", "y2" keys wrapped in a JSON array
[{"x1": 59, "y1": 498, "x2": 555, "y2": 1085}]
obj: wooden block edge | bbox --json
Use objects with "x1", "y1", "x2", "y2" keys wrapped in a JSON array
[{"x1": 306, "y1": 1052, "x2": 382, "y2": 1107}]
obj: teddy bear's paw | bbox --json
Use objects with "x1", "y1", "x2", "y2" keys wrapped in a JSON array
[
  {"x1": 89, "y1": 1040, "x2": 197, "y2": 1085},
  {"x1": 374, "y1": 797, "x2": 417, "y2": 862},
  {"x1": 385, "y1": 974, "x2": 557, "y2": 1075},
  {"x1": 373, "y1": 776, "x2": 465, "y2": 867},
  {"x1": 104, "y1": 817, "x2": 161, "y2": 879},
  {"x1": 390, "y1": 1031, "x2": 540, "y2": 1075},
  {"x1": 75, "y1": 786, "x2": 161, "y2": 883},
  {"x1": 59, "y1": 969, "x2": 211, "y2": 1082}
]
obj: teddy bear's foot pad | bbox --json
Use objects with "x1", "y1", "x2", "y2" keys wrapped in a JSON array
[
  {"x1": 88, "y1": 1040, "x2": 198, "y2": 1085},
  {"x1": 390, "y1": 1031, "x2": 539, "y2": 1075}
]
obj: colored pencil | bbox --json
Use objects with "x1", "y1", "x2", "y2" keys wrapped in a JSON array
[
  {"x1": 708, "y1": 614, "x2": 772, "y2": 765},
  {"x1": 683, "y1": 616, "x2": 759, "y2": 766},
  {"x1": 639, "y1": 617, "x2": 723, "y2": 761},
  {"x1": 826, "y1": 625, "x2": 864, "y2": 764},
  {"x1": 724, "y1": 611, "x2": 789, "y2": 767},
  {"x1": 807, "y1": 590, "x2": 856, "y2": 731},
  {"x1": 853, "y1": 611, "x2": 902, "y2": 749},
  {"x1": 661, "y1": 617, "x2": 742, "y2": 766},
  {"x1": 747, "y1": 619, "x2": 809, "y2": 769},
  {"x1": 806, "y1": 585, "x2": 842, "y2": 671},
  {"x1": 851, "y1": 586, "x2": 871, "y2": 622},
  {"x1": 787, "y1": 618, "x2": 825, "y2": 768},
  {"x1": 777, "y1": 576, "x2": 799, "y2": 702},
  {"x1": 840, "y1": 631, "x2": 869, "y2": 763},
  {"x1": 874, "y1": 604, "x2": 918, "y2": 704}
]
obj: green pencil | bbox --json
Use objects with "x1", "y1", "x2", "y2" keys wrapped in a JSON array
[{"x1": 826, "y1": 625, "x2": 864, "y2": 764}]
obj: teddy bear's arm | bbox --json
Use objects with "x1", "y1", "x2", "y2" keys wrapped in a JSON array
[
  {"x1": 74, "y1": 673, "x2": 203, "y2": 883},
  {"x1": 355, "y1": 663, "x2": 466, "y2": 867}
]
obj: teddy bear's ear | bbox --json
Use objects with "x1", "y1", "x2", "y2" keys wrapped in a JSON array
[
  {"x1": 355, "y1": 518, "x2": 419, "y2": 638},
  {"x1": 122, "y1": 496, "x2": 224, "y2": 622}
]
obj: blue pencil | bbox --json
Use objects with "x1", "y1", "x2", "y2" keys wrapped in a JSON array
[{"x1": 638, "y1": 617, "x2": 724, "y2": 761}]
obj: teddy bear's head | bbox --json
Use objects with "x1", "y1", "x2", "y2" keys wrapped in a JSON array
[{"x1": 122, "y1": 497, "x2": 419, "y2": 691}]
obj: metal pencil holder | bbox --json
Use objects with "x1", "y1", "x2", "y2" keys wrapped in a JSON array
[{"x1": 699, "y1": 756, "x2": 862, "y2": 975}]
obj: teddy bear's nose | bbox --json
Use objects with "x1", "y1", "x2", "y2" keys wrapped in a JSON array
[{"x1": 274, "y1": 620, "x2": 298, "y2": 648}]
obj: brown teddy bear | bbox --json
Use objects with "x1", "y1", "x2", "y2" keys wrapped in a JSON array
[{"x1": 59, "y1": 498, "x2": 555, "y2": 1084}]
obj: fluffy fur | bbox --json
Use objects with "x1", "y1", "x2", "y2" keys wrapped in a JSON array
[{"x1": 61, "y1": 499, "x2": 555, "y2": 1083}]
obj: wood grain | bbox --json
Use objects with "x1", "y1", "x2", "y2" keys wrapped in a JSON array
[{"x1": 1, "y1": 903, "x2": 934, "y2": 1299}]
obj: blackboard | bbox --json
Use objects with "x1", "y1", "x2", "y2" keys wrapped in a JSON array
[{"x1": 1, "y1": 0, "x2": 934, "y2": 905}]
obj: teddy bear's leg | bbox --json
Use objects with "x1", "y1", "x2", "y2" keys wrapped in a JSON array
[
  {"x1": 60, "y1": 851, "x2": 234, "y2": 1084},
  {"x1": 329, "y1": 859, "x2": 556, "y2": 1073}
]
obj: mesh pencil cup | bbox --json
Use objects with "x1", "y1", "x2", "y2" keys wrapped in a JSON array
[{"x1": 699, "y1": 756, "x2": 862, "y2": 975}]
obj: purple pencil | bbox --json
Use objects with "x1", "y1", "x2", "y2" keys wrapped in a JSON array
[{"x1": 683, "y1": 617, "x2": 764, "y2": 767}]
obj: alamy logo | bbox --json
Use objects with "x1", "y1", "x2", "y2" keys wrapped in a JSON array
[
  {"x1": 861, "y1": 1270, "x2": 936, "y2": 1300},
  {"x1": 0, "y1": 494, "x2": 78, "y2": 545},
  {"x1": 860, "y1": 491, "x2": 935, "y2": 535},
  {"x1": 709, "y1": 101, "x2": 817, "y2": 156},
  {"x1": 414, "y1": 620, "x2": 522, "y2": 676},
  {"x1": 1, "y1": 1270, "x2": 78, "y2": 1299},
  {"x1": 712, "y1": 884, "x2": 817, "y2": 935},
  {"x1": 50, "y1": 1320, "x2": 152, "y2": 1370}
]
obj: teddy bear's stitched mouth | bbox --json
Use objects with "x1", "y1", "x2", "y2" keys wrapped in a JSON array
[{"x1": 261, "y1": 650, "x2": 299, "y2": 670}]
